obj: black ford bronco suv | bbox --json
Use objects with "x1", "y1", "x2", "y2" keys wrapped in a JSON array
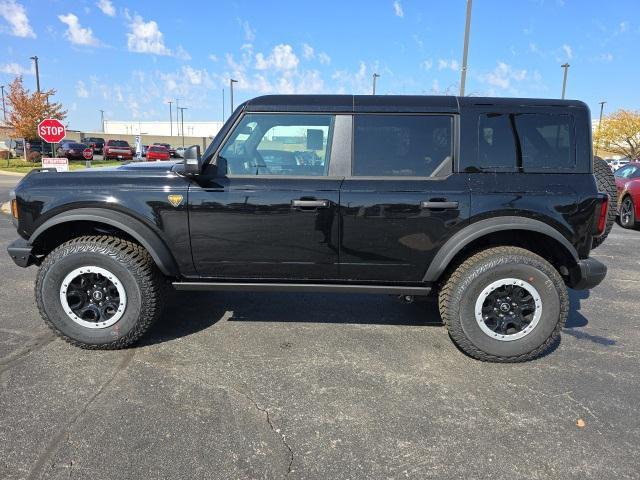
[{"x1": 7, "y1": 95, "x2": 615, "y2": 362}]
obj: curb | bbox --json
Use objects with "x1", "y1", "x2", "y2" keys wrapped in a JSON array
[{"x1": 0, "y1": 170, "x2": 26, "y2": 177}]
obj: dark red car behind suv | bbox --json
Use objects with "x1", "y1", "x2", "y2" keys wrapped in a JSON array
[
  {"x1": 614, "y1": 162, "x2": 640, "y2": 228},
  {"x1": 103, "y1": 140, "x2": 133, "y2": 160}
]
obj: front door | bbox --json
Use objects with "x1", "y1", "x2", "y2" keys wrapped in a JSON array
[
  {"x1": 189, "y1": 112, "x2": 343, "y2": 280},
  {"x1": 339, "y1": 114, "x2": 470, "y2": 282}
]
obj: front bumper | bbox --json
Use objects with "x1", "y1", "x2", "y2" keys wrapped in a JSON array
[
  {"x1": 570, "y1": 258, "x2": 607, "y2": 290},
  {"x1": 7, "y1": 238, "x2": 39, "y2": 268}
]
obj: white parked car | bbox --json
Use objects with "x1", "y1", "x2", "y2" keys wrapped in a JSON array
[{"x1": 609, "y1": 159, "x2": 630, "y2": 172}]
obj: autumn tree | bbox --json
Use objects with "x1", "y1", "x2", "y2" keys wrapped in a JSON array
[
  {"x1": 593, "y1": 109, "x2": 640, "y2": 160},
  {"x1": 5, "y1": 76, "x2": 66, "y2": 140}
]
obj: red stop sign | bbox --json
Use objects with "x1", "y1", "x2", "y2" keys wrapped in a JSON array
[
  {"x1": 83, "y1": 148, "x2": 93, "y2": 160},
  {"x1": 37, "y1": 118, "x2": 66, "y2": 143}
]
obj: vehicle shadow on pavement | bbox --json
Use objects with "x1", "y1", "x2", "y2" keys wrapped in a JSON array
[
  {"x1": 564, "y1": 289, "x2": 616, "y2": 346},
  {"x1": 141, "y1": 291, "x2": 443, "y2": 346}
]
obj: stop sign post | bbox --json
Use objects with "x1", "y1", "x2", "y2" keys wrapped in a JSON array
[{"x1": 37, "y1": 119, "x2": 66, "y2": 157}]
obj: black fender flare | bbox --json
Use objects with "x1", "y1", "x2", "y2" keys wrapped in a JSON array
[
  {"x1": 29, "y1": 208, "x2": 179, "y2": 277},
  {"x1": 422, "y1": 216, "x2": 579, "y2": 282}
]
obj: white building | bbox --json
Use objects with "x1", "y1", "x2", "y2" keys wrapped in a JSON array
[{"x1": 103, "y1": 120, "x2": 223, "y2": 138}]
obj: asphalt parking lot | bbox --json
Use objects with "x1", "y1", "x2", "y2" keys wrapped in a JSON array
[{"x1": 0, "y1": 173, "x2": 639, "y2": 479}]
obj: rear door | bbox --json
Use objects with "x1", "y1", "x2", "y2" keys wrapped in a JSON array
[
  {"x1": 189, "y1": 112, "x2": 347, "y2": 280},
  {"x1": 339, "y1": 114, "x2": 470, "y2": 282}
]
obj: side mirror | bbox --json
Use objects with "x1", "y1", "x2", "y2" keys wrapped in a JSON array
[{"x1": 183, "y1": 145, "x2": 201, "y2": 175}]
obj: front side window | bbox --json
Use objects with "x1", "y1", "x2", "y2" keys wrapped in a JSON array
[
  {"x1": 353, "y1": 115, "x2": 452, "y2": 177},
  {"x1": 219, "y1": 113, "x2": 334, "y2": 176}
]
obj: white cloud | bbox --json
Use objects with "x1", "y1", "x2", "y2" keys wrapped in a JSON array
[
  {"x1": 0, "y1": 0, "x2": 35, "y2": 38},
  {"x1": 58, "y1": 13, "x2": 100, "y2": 46},
  {"x1": 174, "y1": 45, "x2": 191, "y2": 61},
  {"x1": 96, "y1": 0, "x2": 115, "y2": 17},
  {"x1": 126, "y1": 14, "x2": 171, "y2": 56},
  {"x1": 393, "y1": 0, "x2": 404, "y2": 18},
  {"x1": 478, "y1": 61, "x2": 527, "y2": 90},
  {"x1": 318, "y1": 52, "x2": 331, "y2": 65},
  {"x1": 302, "y1": 43, "x2": 314, "y2": 60},
  {"x1": 438, "y1": 58, "x2": 459, "y2": 71},
  {"x1": 255, "y1": 44, "x2": 299, "y2": 71},
  {"x1": 422, "y1": 59, "x2": 433, "y2": 70},
  {"x1": 238, "y1": 19, "x2": 255, "y2": 41},
  {"x1": 208, "y1": 54, "x2": 218, "y2": 62},
  {"x1": 599, "y1": 52, "x2": 613, "y2": 62},
  {"x1": 0, "y1": 61, "x2": 33, "y2": 75},
  {"x1": 618, "y1": 21, "x2": 629, "y2": 34},
  {"x1": 561, "y1": 43, "x2": 573, "y2": 59},
  {"x1": 76, "y1": 80, "x2": 89, "y2": 98}
]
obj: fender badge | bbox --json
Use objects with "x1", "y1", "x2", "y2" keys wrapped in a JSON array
[{"x1": 167, "y1": 194, "x2": 183, "y2": 207}]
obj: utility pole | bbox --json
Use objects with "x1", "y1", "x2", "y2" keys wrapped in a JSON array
[
  {"x1": 1, "y1": 85, "x2": 6, "y2": 123},
  {"x1": 459, "y1": 0, "x2": 473, "y2": 96},
  {"x1": 175, "y1": 98, "x2": 180, "y2": 136},
  {"x1": 222, "y1": 88, "x2": 225, "y2": 122},
  {"x1": 372, "y1": 73, "x2": 380, "y2": 95},
  {"x1": 29, "y1": 56, "x2": 40, "y2": 93},
  {"x1": 168, "y1": 101, "x2": 173, "y2": 136},
  {"x1": 595, "y1": 100, "x2": 606, "y2": 156},
  {"x1": 178, "y1": 107, "x2": 188, "y2": 147},
  {"x1": 230, "y1": 79, "x2": 238, "y2": 114},
  {"x1": 561, "y1": 63, "x2": 570, "y2": 99},
  {"x1": 99, "y1": 109, "x2": 105, "y2": 132}
]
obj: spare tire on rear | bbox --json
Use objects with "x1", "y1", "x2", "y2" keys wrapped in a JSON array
[{"x1": 592, "y1": 156, "x2": 616, "y2": 249}]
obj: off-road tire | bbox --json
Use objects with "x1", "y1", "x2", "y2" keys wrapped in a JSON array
[
  {"x1": 35, "y1": 235, "x2": 164, "y2": 349},
  {"x1": 592, "y1": 156, "x2": 617, "y2": 248},
  {"x1": 438, "y1": 246, "x2": 569, "y2": 362}
]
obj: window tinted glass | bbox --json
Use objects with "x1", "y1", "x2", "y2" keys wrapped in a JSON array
[
  {"x1": 514, "y1": 114, "x2": 574, "y2": 170},
  {"x1": 353, "y1": 115, "x2": 452, "y2": 177},
  {"x1": 220, "y1": 114, "x2": 333, "y2": 176},
  {"x1": 109, "y1": 140, "x2": 129, "y2": 147},
  {"x1": 615, "y1": 165, "x2": 639, "y2": 178},
  {"x1": 478, "y1": 114, "x2": 517, "y2": 171}
]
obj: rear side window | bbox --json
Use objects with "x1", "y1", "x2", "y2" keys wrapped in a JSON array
[
  {"x1": 474, "y1": 112, "x2": 575, "y2": 172},
  {"x1": 353, "y1": 115, "x2": 452, "y2": 177},
  {"x1": 478, "y1": 114, "x2": 517, "y2": 171},
  {"x1": 514, "y1": 114, "x2": 574, "y2": 171}
]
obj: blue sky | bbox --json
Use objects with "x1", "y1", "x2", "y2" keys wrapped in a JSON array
[{"x1": 1, "y1": 0, "x2": 638, "y2": 131}]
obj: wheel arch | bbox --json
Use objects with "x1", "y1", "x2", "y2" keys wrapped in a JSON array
[
  {"x1": 423, "y1": 216, "x2": 579, "y2": 283},
  {"x1": 29, "y1": 208, "x2": 179, "y2": 277}
]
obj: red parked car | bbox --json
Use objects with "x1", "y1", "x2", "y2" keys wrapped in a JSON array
[
  {"x1": 103, "y1": 140, "x2": 133, "y2": 160},
  {"x1": 614, "y1": 161, "x2": 640, "y2": 229},
  {"x1": 146, "y1": 145, "x2": 170, "y2": 161}
]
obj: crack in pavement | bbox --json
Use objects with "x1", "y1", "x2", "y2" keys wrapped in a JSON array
[
  {"x1": 26, "y1": 349, "x2": 135, "y2": 480},
  {"x1": 0, "y1": 330, "x2": 57, "y2": 375},
  {"x1": 228, "y1": 386, "x2": 295, "y2": 476}
]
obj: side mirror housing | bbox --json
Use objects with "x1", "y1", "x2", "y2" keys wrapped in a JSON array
[{"x1": 183, "y1": 145, "x2": 201, "y2": 175}]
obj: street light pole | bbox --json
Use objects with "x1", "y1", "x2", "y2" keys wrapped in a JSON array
[
  {"x1": 372, "y1": 73, "x2": 380, "y2": 95},
  {"x1": 178, "y1": 107, "x2": 188, "y2": 147},
  {"x1": 222, "y1": 88, "x2": 225, "y2": 122},
  {"x1": 561, "y1": 63, "x2": 570, "y2": 99},
  {"x1": 168, "y1": 101, "x2": 173, "y2": 136},
  {"x1": 459, "y1": 0, "x2": 473, "y2": 96},
  {"x1": 29, "y1": 56, "x2": 40, "y2": 93},
  {"x1": 595, "y1": 100, "x2": 606, "y2": 156},
  {"x1": 99, "y1": 109, "x2": 104, "y2": 132},
  {"x1": 230, "y1": 79, "x2": 238, "y2": 114},
  {"x1": 175, "y1": 98, "x2": 180, "y2": 136},
  {"x1": 1, "y1": 85, "x2": 6, "y2": 123}
]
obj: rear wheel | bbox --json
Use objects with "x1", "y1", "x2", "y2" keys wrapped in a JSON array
[
  {"x1": 35, "y1": 236, "x2": 164, "y2": 349},
  {"x1": 438, "y1": 247, "x2": 568, "y2": 362},
  {"x1": 619, "y1": 196, "x2": 636, "y2": 228},
  {"x1": 592, "y1": 156, "x2": 617, "y2": 248}
]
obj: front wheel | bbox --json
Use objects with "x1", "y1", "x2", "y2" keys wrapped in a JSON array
[
  {"x1": 35, "y1": 236, "x2": 164, "y2": 349},
  {"x1": 438, "y1": 246, "x2": 568, "y2": 362},
  {"x1": 619, "y1": 196, "x2": 636, "y2": 229}
]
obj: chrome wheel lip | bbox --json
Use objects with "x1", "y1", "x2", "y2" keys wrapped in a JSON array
[
  {"x1": 59, "y1": 266, "x2": 127, "y2": 329},
  {"x1": 474, "y1": 278, "x2": 542, "y2": 342}
]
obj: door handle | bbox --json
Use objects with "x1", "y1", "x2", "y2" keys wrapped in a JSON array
[
  {"x1": 420, "y1": 200, "x2": 459, "y2": 209},
  {"x1": 292, "y1": 199, "x2": 330, "y2": 209}
]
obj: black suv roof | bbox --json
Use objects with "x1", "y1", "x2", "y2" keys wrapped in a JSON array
[{"x1": 243, "y1": 95, "x2": 588, "y2": 114}]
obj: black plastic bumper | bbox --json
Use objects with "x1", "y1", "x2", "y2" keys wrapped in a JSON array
[
  {"x1": 7, "y1": 238, "x2": 38, "y2": 268},
  {"x1": 571, "y1": 258, "x2": 607, "y2": 290}
]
